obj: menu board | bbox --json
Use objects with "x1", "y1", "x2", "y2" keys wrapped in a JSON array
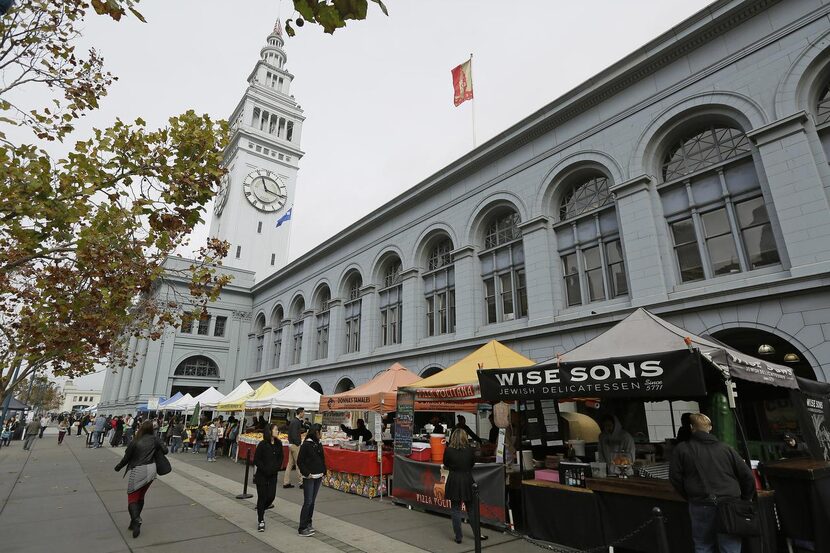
[
  {"x1": 524, "y1": 399, "x2": 563, "y2": 447},
  {"x1": 394, "y1": 390, "x2": 415, "y2": 455}
]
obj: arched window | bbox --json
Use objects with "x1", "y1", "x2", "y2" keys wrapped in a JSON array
[
  {"x1": 481, "y1": 209, "x2": 527, "y2": 323},
  {"x1": 344, "y1": 273, "x2": 362, "y2": 353},
  {"x1": 424, "y1": 238, "x2": 455, "y2": 336},
  {"x1": 379, "y1": 258, "x2": 403, "y2": 346},
  {"x1": 309, "y1": 381, "x2": 324, "y2": 394},
  {"x1": 271, "y1": 307, "x2": 283, "y2": 371},
  {"x1": 315, "y1": 286, "x2": 331, "y2": 360},
  {"x1": 174, "y1": 356, "x2": 218, "y2": 378},
  {"x1": 560, "y1": 176, "x2": 611, "y2": 220},
  {"x1": 291, "y1": 298, "x2": 305, "y2": 365},
  {"x1": 816, "y1": 84, "x2": 830, "y2": 126},
  {"x1": 659, "y1": 124, "x2": 780, "y2": 283},
  {"x1": 335, "y1": 378, "x2": 355, "y2": 394},
  {"x1": 556, "y1": 173, "x2": 627, "y2": 306},
  {"x1": 254, "y1": 314, "x2": 266, "y2": 373},
  {"x1": 662, "y1": 126, "x2": 751, "y2": 182}
]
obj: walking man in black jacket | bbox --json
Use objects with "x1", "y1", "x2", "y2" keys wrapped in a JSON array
[
  {"x1": 669, "y1": 413, "x2": 755, "y2": 553},
  {"x1": 283, "y1": 407, "x2": 306, "y2": 489}
]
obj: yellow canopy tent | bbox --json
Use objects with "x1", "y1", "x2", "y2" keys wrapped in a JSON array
[
  {"x1": 407, "y1": 339, "x2": 535, "y2": 403},
  {"x1": 219, "y1": 381, "x2": 278, "y2": 412}
]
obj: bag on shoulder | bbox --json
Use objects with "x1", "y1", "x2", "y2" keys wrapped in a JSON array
[
  {"x1": 715, "y1": 497, "x2": 760, "y2": 537},
  {"x1": 155, "y1": 446, "x2": 172, "y2": 476}
]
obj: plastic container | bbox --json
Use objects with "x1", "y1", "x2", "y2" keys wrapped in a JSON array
[{"x1": 429, "y1": 434, "x2": 446, "y2": 462}]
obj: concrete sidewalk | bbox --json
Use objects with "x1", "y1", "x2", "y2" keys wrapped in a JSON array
[{"x1": 0, "y1": 432, "x2": 546, "y2": 553}]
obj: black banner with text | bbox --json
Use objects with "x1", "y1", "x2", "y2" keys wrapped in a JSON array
[
  {"x1": 478, "y1": 349, "x2": 706, "y2": 401},
  {"x1": 391, "y1": 455, "x2": 506, "y2": 526}
]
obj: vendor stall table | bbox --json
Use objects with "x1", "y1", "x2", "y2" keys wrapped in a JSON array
[
  {"x1": 236, "y1": 439, "x2": 289, "y2": 469},
  {"x1": 322, "y1": 446, "x2": 392, "y2": 499},
  {"x1": 522, "y1": 477, "x2": 776, "y2": 553},
  {"x1": 764, "y1": 457, "x2": 830, "y2": 552}
]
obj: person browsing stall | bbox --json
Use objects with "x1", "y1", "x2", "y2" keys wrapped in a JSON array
[
  {"x1": 284, "y1": 407, "x2": 307, "y2": 489},
  {"x1": 597, "y1": 415, "x2": 636, "y2": 464},
  {"x1": 453, "y1": 415, "x2": 482, "y2": 445},
  {"x1": 340, "y1": 419, "x2": 372, "y2": 443}
]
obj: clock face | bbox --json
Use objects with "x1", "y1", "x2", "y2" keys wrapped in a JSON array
[
  {"x1": 242, "y1": 169, "x2": 287, "y2": 212},
  {"x1": 213, "y1": 173, "x2": 230, "y2": 216}
]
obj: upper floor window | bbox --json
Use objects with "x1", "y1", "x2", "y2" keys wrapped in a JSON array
[
  {"x1": 481, "y1": 209, "x2": 527, "y2": 323},
  {"x1": 174, "y1": 356, "x2": 218, "y2": 378},
  {"x1": 662, "y1": 126, "x2": 751, "y2": 182},
  {"x1": 484, "y1": 212, "x2": 522, "y2": 249},
  {"x1": 291, "y1": 299, "x2": 305, "y2": 365},
  {"x1": 180, "y1": 312, "x2": 194, "y2": 334},
  {"x1": 560, "y1": 176, "x2": 611, "y2": 220},
  {"x1": 214, "y1": 316, "x2": 227, "y2": 337},
  {"x1": 315, "y1": 288, "x2": 331, "y2": 360},
  {"x1": 659, "y1": 124, "x2": 780, "y2": 284},
  {"x1": 271, "y1": 308, "x2": 283, "y2": 371},
  {"x1": 197, "y1": 315, "x2": 211, "y2": 336},
  {"x1": 344, "y1": 274, "x2": 362, "y2": 353},
  {"x1": 379, "y1": 259, "x2": 403, "y2": 346},
  {"x1": 424, "y1": 239, "x2": 455, "y2": 336},
  {"x1": 556, "y1": 173, "x2": 628, "y2": 307}
]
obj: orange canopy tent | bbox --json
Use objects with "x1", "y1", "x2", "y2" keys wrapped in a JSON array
[{"x1": 319, "y1": 363, "x2": 421, "y2": 413}]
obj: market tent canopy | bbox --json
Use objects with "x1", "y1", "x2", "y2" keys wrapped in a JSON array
[
  {"x1": 163, "y1": 393, "x2": 193, "y2": 411},
  {"x1": 191, "y1": 387, "x2": 226, "y2": 410},
  {"x1": 319, "y1": 363, "x2": 420, "y2": 413},
  {"x1": 248, "y1": 378, "x2": 321, "y2": 411},
  {"x1": 551, "y1": 308, "x2": 797, "y2": 388},
  {"x1": 83, "y1": 403, "x2": 98, "y2": 413},
  {"x1": 477, "y1": 308, "x2": 797, "y2": 402},
  {"x1": 216, "y1": 381, "x2": 255, "y2": 411},
  {"x1": 158, "y1": 392, "x2": 183, "y2": 409},
  {"x1": 239, "y1": 382, "x2": 279, "y2": 410},
  {"x1": 406, "y1": 340, "x2": 535, "y2": 401}
]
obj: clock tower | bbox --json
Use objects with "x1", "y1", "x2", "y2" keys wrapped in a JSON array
[{"x1": 210, "y1": 20, "x2": 304, "y2": 281}]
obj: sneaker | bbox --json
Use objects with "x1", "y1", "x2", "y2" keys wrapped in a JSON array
[
  {"x1": 257, "y1": 521, "x2": 265, "y2": 532},
  {"x1": 283, "y1": 484, "x2": 295, "y2": 489},
  {"x1": 299, "y1": 528, "x2": 315, "y2": 537}
]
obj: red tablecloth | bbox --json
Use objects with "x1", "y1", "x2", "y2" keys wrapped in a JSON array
[
  {"x1": 237, "y1": 441, "x2": 289, "y2": 469},
  {"x1": 324, "y1": 446, "x2": 393, "y2": 476}
]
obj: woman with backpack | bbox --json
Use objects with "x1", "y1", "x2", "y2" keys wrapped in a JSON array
[{"x1": 114, "y1": 420, "x2": 169, "y2": 538}]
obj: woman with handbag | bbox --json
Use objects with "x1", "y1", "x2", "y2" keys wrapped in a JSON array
[
  {"x1": 114, "y1": 420, "x2": 169, "y2": 538},
  {"x1": 297, "y1": 423, "x2": 326, "y2": 537},
  {"x1": 253, "y1": 423, "x2": 284, "y2": 532},
  {"x1": 443, "y1": 428, "x2": 488, "y2": 544}
]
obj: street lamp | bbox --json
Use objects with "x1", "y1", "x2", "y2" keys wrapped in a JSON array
[{"x1": 757, "y1": 344, "x2": 775, "y2": 355}]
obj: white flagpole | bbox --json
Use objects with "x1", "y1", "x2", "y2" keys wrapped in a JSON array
[
  {"x1": 470, "y1": 53, "x2": 477, "y2": 148},
  {"x1": 284, "y1": 207, "x2": 294, "y2": 266}
]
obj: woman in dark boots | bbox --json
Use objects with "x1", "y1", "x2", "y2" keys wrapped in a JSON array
[
  {"x1": 297, "y1": 423, "x2": 326, "y2": 537},
  {"x1": 253, "y1": 423, "x2": 284, "y2": 532},
  {"x1": 114, "y1": 420, "x2": 168, "y2": 538},
  {"x1": 443, "y1": 428, "x2": 488, "y2": 544}
]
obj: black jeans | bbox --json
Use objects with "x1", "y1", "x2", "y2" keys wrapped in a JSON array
[
  {"x1": 299, "y1": 477, "x2": 322, "y2": 531},
  {"x1": 450, "y1": 499, "x2": 480, "y2": 541},
  {"x1": 255, "y1": 478, "x2": 277, "y2": 523},
  {"x1": 38, "y1": 426, "x2": 45, "y2": 438}
]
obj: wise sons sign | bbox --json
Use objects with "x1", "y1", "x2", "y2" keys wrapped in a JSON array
[{"x1": 477, "y1": 349, "x2": 706, "y2": 401}]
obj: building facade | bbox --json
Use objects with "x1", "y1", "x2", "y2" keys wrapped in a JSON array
[
  {"x1": 101, "y1": 1, "x2": 830, "y2": 440},
  {"x1": 60, "y1": 380, "x2": 102, "y2": 413}
]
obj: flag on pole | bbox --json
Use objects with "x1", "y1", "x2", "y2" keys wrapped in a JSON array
[
  {"x1": 451, "y1": 58, "x2": 474, "y2": 107},
  {"x1": 275, "y1": 207, "x2": 293, "y2": 228}
]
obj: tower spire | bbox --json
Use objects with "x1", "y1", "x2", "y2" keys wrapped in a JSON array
[{"x1": 272, "y1": 19, "x2": 283, "y2": 37}]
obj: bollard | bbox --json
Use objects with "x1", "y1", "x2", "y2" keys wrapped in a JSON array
[
  {"x1": 236, "y1": 449, "x2": 254, "y2": 499},
  {"x1": 472, "y1": 482, "x2": 482, "y2": 553},
  {"x1": 652, "y1": 507, "x2": 670, "y2": 553}
]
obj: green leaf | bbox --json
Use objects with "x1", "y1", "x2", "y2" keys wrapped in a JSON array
[
  {"x1": 316, "y1": 4, "x2": 347, "y2": 33},
  {"x1": 371, "y1": 0, "x2": 389, "y2": 16},
  {"x1": 128, "y1": 7, "x2": 147, "y2": 23},
  {"x1": 293, "y1": 0, "x2": 317, "y2": 21},
  {"x1": 350, "y1": 0, "x2": 368, "y2": 19}
]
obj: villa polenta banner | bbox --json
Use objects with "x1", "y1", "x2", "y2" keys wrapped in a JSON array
[{"x1": 478, "y1": 349, "x2": 706, "y2": 401}]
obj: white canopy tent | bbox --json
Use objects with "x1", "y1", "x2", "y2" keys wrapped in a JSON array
[
  {"x1": 246, "y1": 378, "x2": 321, "y2": 411},
  {"x1": 215, "y1": 381, "x2": 255, "y2": 412},
  {"x1": 195, "y1": 386, "x2": 232, "y2": 410},
  {"x1": 162, "y1": 393, "x2": 193, "y2": 411}
]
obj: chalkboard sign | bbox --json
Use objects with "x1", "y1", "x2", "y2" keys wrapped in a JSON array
[{"x1": 394, "y1": 390, "x2": 415, "y2": 455}]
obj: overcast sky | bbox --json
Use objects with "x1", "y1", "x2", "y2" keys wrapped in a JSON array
[{"x1": 55, "y1": 0, "x2": 713, "y2": 391}]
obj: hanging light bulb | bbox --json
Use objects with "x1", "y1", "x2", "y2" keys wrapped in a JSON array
[
  {"x1": 783, "y1": 352, "x2": 800, "y2": 363},
  {"x1": 757, "y1": 344, "x2": 775, "y2": 355}
]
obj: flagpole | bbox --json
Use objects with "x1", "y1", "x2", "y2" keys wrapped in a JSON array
[
  {"x1": 284, "y1": 206, "x2": 294, "y2": 266},
  {"x1": 470, "y1": 53, "x2": 477, "y2": 148}
]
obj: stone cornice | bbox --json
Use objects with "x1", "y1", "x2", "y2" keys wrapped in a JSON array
[
  {"x1": 451, "y1": 245, "x2": 477, "y2": 261},
  {"x1": 400, "y1": 268, "x2": 420, "y2": 281},
  {"x1": 518, "y1": 215, "x2": 551, "y2": 234},
  {"x1": 359, "y1": 284, "x2": 377, "y2": 296},
  {"x1": 610, "y1": 175, "x2": 653, "y2": 199},
  {"x1": 746, "y1": 111, "x2": 809, "y2": 147}
]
